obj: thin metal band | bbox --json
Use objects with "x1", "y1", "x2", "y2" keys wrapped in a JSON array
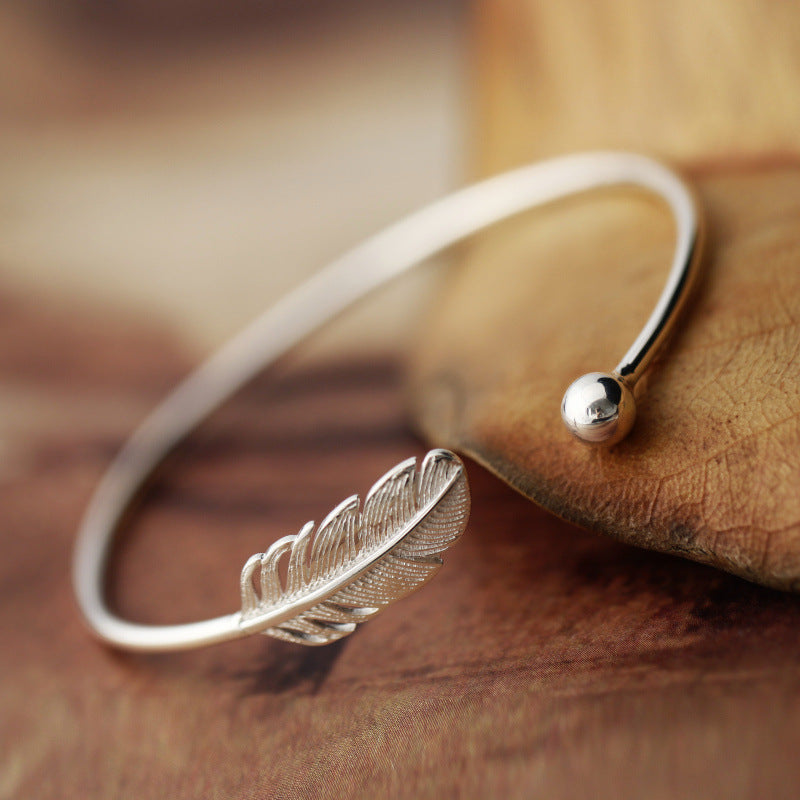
[{"x1": 73, "y1": 151, "x2": 702, "y2": 652}]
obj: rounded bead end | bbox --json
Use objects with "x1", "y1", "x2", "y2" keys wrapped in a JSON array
[{"x1": 561, "y1": 372, "x2": 636, "y2": 445}]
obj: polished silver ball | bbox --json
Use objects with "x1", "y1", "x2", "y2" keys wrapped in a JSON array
[{"x1": 561, "y1": 372, "x2": 636, "y2": 445}]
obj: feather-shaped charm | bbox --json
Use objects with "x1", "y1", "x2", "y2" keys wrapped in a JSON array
[{"x1": 238, "y1": 449, "x2": 469, "y2": 645}]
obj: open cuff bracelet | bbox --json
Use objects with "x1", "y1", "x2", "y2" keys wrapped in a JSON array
[{"x1": 72, "y1": 152, "x2": 704, "y2": 652}]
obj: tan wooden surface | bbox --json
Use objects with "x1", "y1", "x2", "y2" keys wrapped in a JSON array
[
  {"x1": 3, "y1": 289, "x2": 800, "y2": 798},
  {"x1": 470, "y1": 0, "x2": 800, "y2": 173}
]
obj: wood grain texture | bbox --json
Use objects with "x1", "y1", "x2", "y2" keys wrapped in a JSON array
[
  {"x1": 4, "y1": 290, "x2": 800, "y2": 798},
  {"x1": 411, "y1": 0, "x2": 800, "y2": 590}
]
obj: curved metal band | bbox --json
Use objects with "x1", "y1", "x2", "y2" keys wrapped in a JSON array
[{"x1": 73, "y1": 151, "x2": 703, "y2": 651}]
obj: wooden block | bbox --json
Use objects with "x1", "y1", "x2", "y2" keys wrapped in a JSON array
[{"x1": 470, "y1": 0, "x2": 800, "y2": 173}]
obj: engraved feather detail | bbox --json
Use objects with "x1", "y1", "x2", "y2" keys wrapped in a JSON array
[{"x1": 238, "y1": 449, "x2": 469, "y2": 645}]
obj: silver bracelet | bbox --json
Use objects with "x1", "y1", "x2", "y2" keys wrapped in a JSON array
[{"x1": 72, "y1": 152, "x2": 703, "y2": 652}]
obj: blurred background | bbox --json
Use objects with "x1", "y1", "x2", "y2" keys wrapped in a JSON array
[
  {"x1": 0, "y1": 0, "x2": 467, "y2": 354},
  {"x1": 6, "y1": 5, "x2": 800, "y2": 798}
]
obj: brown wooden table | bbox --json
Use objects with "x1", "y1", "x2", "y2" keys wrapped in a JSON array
[{"x1": 3, "y1": 289, "x2": 800, "y2": 799}]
